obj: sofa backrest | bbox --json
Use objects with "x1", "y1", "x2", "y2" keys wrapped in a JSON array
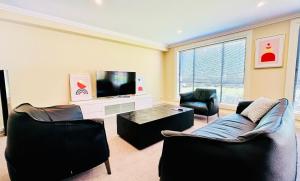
[
  {"x1": 239, "y1": 98, "x2": 292, "y2": 140},
  {"x1": 193, "y1": 88, "x2": 216, "y2": 102},
  {"x1": 254, "y1": 99, "x2": 286, "y2": 131},
  {"x1": 14, "y1": 103, "x2": 83, "y2": 122}
]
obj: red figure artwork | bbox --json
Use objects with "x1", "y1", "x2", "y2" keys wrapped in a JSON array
[
  {"x1": 76, "y1": 80, "x2": 88, "y2": 95},
  {"x1": 261, "y1": 43, "x2": 276, "y2": 62},
  {"x1": 138, "y1": 86, "x2": 143, "y2": 91},
  {"x1": 77, "y1": 81, "x2": 87, "y2": 89},
  {"x1": 70, "y1": 74, "x2": 92, "y2": 101},
  {"x1": 255, "y1": 35, "x2": 284, "y2": 68}
]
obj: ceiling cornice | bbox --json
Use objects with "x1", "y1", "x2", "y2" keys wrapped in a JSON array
[
  {"x1": 168, "y1": 12, "x2": 300, "y2": 49},
  {"x1": 0, "y1": 3, "x2": 168, "y2": 51}
]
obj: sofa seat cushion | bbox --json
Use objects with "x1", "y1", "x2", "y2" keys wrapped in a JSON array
[
  {"x1": 192, "y1": 114, "x2": 256, "y2": 140},
  {"x1": 180, "y1": 102, "x2": 208, "y2": 115}
]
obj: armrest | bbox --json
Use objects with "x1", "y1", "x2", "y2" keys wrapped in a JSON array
[
  {"x1": 179, "y1": 92, "x2": 194, "y2": 104},
  {"x1": 50, "y1": 119, "x2": 110, "y2": 167},
  {"x1": 159, "y1": 135, "x2": 274, "y2": 181},
  {"x1": 50, "y1": 119, "x2": 109, "y2": 175},
  {"x1": 159, "y1": 136, "x2": 234, "y2": 180},
  {"x1": 236, "y1": 101, "x2": 253, "y2": 114},
  {"x1": 207, "y1": 93, "x2": 219, "y2": 115},
  {"x1": 64, "y1": 119, "x2": 109, "y2": 150}
]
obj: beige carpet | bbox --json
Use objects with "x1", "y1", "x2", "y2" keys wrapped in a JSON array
[{"x1": 0, "y1": 115, "x2": 299, "y2": 181}]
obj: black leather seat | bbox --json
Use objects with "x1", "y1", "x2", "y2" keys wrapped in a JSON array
[
  {"x1": 159, "y1": 99, "x2": 297, "y2": 181},
  {"x1": 180, "y1": 88, "x2": 219, "y2": 122},
  {"x1": 5, "y1": 103, "x2": 111, "y2": 181},
  {"x1": 180, "y1": 102, "x2": 207, "y2": 112}
]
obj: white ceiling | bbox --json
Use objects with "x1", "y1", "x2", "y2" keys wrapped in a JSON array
[{"x1": 0, "y1": 0, "x2": 300, "y2": 45}]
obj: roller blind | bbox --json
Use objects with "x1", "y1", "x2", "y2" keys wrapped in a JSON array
[
  {"x1": 179, "y1": 38, "x2": 246, "y2": 105},
  {"x1": 222, "y1": 39, "x2": 246, "y2": 104},
  {"x1": 179, "y1": 49, "x2": 194, "y2": 93}
]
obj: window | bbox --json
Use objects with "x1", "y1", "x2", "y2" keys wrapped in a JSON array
[
  {"x1": 179, "y1": 49, "x2": 194, "y2": 93},
  {"x1": 178, "y1": 38, "x2": 246, "y2": 105},
  {"x1": 293, "y1": 29, "x2": 300, "y2": 112}
]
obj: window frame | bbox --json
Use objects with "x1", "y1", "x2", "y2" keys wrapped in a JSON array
[
  {"x1": 175, "y1": 31, "x2": 252, "y2": 109},
  {"x1": 285, "y1": 18, "x2": 300, "y2": 119}
]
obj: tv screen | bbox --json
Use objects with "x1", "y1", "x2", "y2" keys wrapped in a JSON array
[{"x1": 96, "y1": 71, "x2": 136, "y2": 97}]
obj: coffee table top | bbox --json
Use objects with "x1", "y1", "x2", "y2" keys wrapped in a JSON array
[{"x1": 117, "y1": 104, "x2": 193, "y2": 124}]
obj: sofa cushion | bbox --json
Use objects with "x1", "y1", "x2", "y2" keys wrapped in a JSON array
[
  {"x1": 241, "y1": 97, "x2": 278, "y2": 123},
  {"x1": 192, "y1": 114, "x2": 256, "y2": 140},
  {"x1": 180, "y1": 102, "x2": 208, "y2": 115}
]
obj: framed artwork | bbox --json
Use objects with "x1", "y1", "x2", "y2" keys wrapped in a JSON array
[
  {"x1": 136, "y1": 75, "x2": 145, "y2": 95},
  {"x1": 69, "y1": 73, "x2": 92, "y2": 101},
  {"x1": 255, "y1": 34, "x2": 285, "y2": 68}
]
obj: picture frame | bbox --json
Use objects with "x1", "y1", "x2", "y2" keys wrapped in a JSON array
[
  {"x1": 255, "y1": 34, "x2": 285, "y2": 68},
  {"x1": 69, "y1": 73, "x2": 92, "y2": 101},
  {"x1": 136, "y1": 75, "x2": 145, "y2": 95}
]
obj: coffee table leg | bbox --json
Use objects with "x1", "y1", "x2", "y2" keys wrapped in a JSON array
[{"x1": 105, "y1": 159, "x2": 111, "y2": 175}]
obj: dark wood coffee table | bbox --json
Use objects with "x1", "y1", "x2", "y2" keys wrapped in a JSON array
[{"x1": 117, "y1": 104, "x2": 194, "y2": 149}]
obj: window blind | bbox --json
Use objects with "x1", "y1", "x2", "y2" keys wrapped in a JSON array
[
  {"x1": 178, "y1": 38, "x2": 246, "y2": 105},
  {"x1": 179, "y1": 49, "x2": 194, "y2": 93},
  {"x1": 222, "y1": 39, "x2": 246, "y2": 104}
]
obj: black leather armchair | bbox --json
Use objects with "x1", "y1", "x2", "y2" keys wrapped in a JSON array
[
  {"x1": 5, "y1": 103, "x2": 111, "y2": 181},
  {"x1": 180, "y1": 88, "x2": 219, "y2": 122}
]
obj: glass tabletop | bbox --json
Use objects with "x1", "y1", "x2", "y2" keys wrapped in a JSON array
[{"x1": 117, "y1": 104, "x2": 193, "y2": 124}]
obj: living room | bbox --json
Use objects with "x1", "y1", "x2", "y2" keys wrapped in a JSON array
[{"x1": 0, "y1": 0, "x2": 299, "y2": 181}]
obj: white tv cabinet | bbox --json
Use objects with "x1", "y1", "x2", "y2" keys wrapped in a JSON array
[{"x1": 70, "y1": 94, "x2": 153, "y2": 119}]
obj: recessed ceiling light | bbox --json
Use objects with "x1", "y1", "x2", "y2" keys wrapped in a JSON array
[
  {"x1": 95, "y1": 0, "x2": 103, "y2": 6},
  {"x1": 257, "y1": 1, "x2": 266, "y2": 7},
  {"x1": 177, "y1": 30, "x2": 183, "y2": 34}
]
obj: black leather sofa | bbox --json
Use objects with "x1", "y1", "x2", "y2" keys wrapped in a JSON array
[
  {"x1": 5, "y1": 103, "x2": 111, "y2": 181},
  {"x1": 159, "y1": 98, "x2": 297, "y2": 181},
  {"x1": 180, "y1": 88, "x2": 219, "y2": 122}
]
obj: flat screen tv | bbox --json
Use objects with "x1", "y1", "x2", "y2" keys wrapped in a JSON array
[{"x1": 96, "y1": 71, "x2": 136, "y2": 97}]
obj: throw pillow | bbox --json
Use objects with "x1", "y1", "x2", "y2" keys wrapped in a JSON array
[{"x1": 241, "y1": 97, "x2": 278, "y2": 123}]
